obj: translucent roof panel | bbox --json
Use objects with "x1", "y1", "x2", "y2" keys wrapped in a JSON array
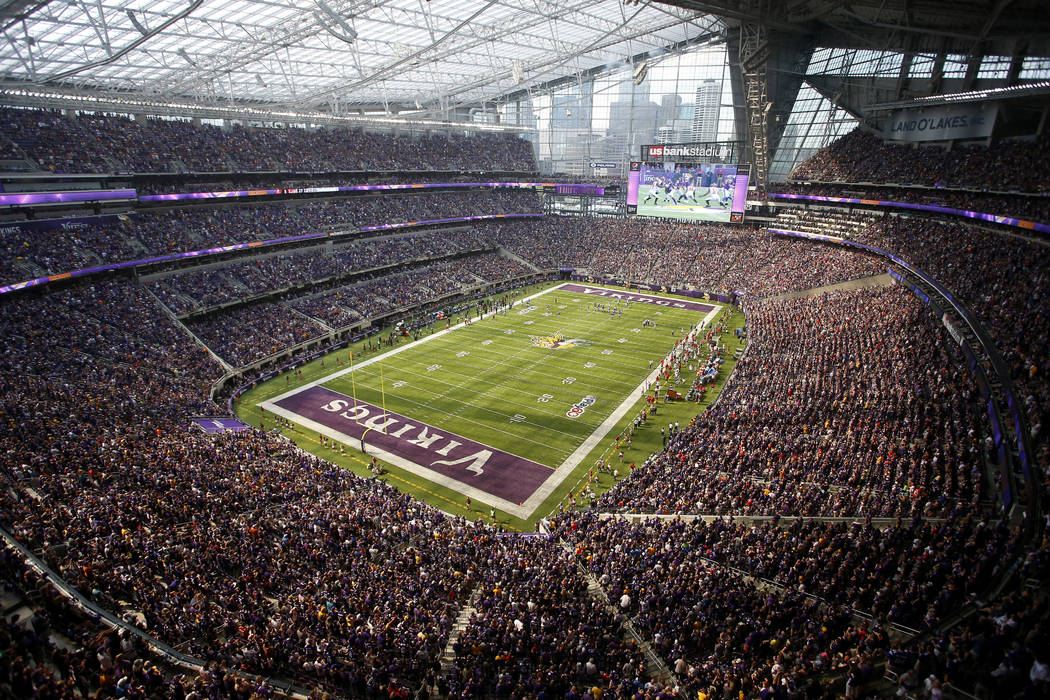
[
  {"x1": 0, "y1": 0, "x2": 723, "y2": 114},
  {"x1": 769, "y1": 83, "x2": 858, "y2": 183}
]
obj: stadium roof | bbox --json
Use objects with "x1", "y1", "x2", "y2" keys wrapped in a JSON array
[{"x1": 0, "y1": 0, "x2": 722, "y2": 119}]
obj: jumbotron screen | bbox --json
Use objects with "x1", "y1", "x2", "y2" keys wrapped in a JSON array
[{"x1": 627, "y1": 161, "x2": 749, "y2": 222}]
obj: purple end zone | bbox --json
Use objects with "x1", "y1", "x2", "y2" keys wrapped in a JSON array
[
  {"x1": 193, "y1": 417, "x2": 249, "y2": 433},
  {"x1": 274, "y1": 385, "x2": 553, "y2": 505},
  {"x1": 558, "y1": 283, "x2": 715, "y2": 313}
]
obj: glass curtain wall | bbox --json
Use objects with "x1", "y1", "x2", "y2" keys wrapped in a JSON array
[
  {"x1": 769, "y1": 46, "x2": 1050, "y2": 182},
  {"x1": 769, "y1": 83, "x2": 857, "y2": 182},
  {"x1": 499, "y1": 42, "x2": 737, "y2": 177}
]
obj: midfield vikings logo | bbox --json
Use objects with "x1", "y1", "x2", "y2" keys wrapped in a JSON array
[{"x1": 529, "y1": 332, "x2": 591, "y2": 350}]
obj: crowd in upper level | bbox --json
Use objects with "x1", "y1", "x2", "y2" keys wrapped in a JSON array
[
  {"x1": 789, "y1": 128, "x2": 1050, "y2": 193},
  {"x1": 0, "y1": 106, "x2": 536, "y2": 173}
]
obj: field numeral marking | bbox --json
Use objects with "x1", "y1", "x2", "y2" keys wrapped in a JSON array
[
  {"x1": 426, "y1": 364, "x2": 442, "y2": 372},
  {"x1": 583, "y1": 362, "x2": 596, "y2": 369},
  {"x1": 481, "y1": 339, "x2": 492, "y2": 346},
  {"x1": 536, "y1": 393, "x2": 554, "y2": 403},
  {"x1": 631, "y1": 328, "x2": 641, "y2": 333},
  {"x1": 601, "y1": 349, "x2": 613, "y2": 356},
  {"x1": 509, "y1": 414, "x2": 526, "y2": 423},
  {"x1": 504, "y1": 329, "x2": 516, "y2": 335},
  {"x1": 617, "y1": 338, "x2": 628, "y2": 343},
  {"x1": 455, "y1": 351, "x2": 469, "y2": 358},
  {"x1": 523, "y1": 320, "x2": 535, "y2": 325},
  {"x1": 562, "y1": 376, "x2": 576, "y2": 385},
  {"x1": 392, "y1": 380, "x2": 407, "y2": 389}
]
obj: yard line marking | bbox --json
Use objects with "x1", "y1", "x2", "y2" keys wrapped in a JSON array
[{"x1": 261, "y1": 283, "x2": 722, "y2": 519}]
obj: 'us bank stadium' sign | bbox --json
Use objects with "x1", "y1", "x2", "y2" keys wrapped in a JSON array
[{"x1": 642, "y1": 141, "x2": 741, "y2": 163}]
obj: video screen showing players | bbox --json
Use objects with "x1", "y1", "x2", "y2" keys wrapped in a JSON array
[{"x1": 627, "y1": 162, "x2": 739, "y2": 222}]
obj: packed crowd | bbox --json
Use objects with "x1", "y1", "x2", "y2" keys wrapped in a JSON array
[
  {"x1": 443, "y1": 537, "x2": 657, "y2": 699},
  {"x1": 856, "y1": 216, "x2": 1050, "y2": 471},
  {"x1": 908, "y1": 533, "x2": 1049, "y2": 699},
  {"x1": 0, "y1": 545, "x2": 284, "y2": 700},
  {"x1": 490, "y1": 218, "x2": 611, "y2": 271},
  {"x1": 187, "y1": 301, "x2": 328, "y2": 366},
  {"x1": 716, "y1": 234, "x2": 884, "y2": 298},
  {"x1": 188, "y1": 251, "x2": 535, "y2": 367},
  {"x1": 488, "y1": 218, "x2": 882, "y2": 297},
  {"x1": 0, "y1": 189, "x2": 542, "y2": 284},
  {"x1": 0, "y1": 106, "x2": 537, "y2": 173},
  {"x1": 0, "y1": 278, "x2": 505, "y2": 696},
  {"x1": 643, "y1": 224, "x2": 744, "y2": 290},
  {"x1": 133, "y1": 172, "x2": 555, "y2": 196},
  {"x1": 599, "y1": 287, "x2": 989, "y2": 517},
  {"x1": 554, "y1": 511, "x2": 1024, "y2": 698},
  {"x1": 769, "y1": 207, "x2": 883, "y2": 240},
  {"x1": 149, "y1": 227, "x2": 493, "y2": 314},
  {"x1": 3, "y1": 197, "x2": 884, "y2": 312},
  {"x1": 789, "y1": 128, "x2": 1050, "y2": 192},
  {"x1": 1, "y1": 117, "x2": 1045, "y2": 698}
]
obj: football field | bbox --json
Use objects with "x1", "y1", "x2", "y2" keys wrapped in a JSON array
[{"x1": 258, "y1": 283, "x2": 720, "y2": 520}]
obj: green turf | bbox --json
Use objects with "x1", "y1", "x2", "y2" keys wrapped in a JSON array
[
  {"x1": 320, "y1": 291, "x2": 706, "y2": 468},
  {"x1": 234, "y1": 281, "x2": 746, "y2": 531}
]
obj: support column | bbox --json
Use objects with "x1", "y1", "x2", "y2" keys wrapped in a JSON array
[{"x1": 739, "y1": 22, "x2": 770, "y2": 191}]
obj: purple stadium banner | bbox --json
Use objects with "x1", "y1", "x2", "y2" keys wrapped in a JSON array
[
  {"x1": 769, "y1": 192, "x2": 1050, "y2": 235},
  {"x1": 272, "y1": 385, "x2": 553, "y2": 505},
  {"x1": 138, "y1": 181, "x2": 583, "y2": 203},
  {"x1": 558, "y1": 283, "x2": 715, "y2": 313},
  {"x1": 192, "y1": 417, "x2": 250, "y2": 433},
  {"x1": 0, "y1": 189, "x2": 136, "y2": 207}
]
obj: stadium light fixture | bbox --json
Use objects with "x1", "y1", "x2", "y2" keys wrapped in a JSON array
[
  {"x1": 633, "y1": 60, "x2": 648, "y2": 85},
  {"x1": 871, "y1": 80, "x2": 1050, "y2": 110},
  {"x1": 315, "y1": 0, "x2": 358, "y2": 43},
  {"x1": 177, "y1": 48, "x2": 197, "y2": 67}
]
